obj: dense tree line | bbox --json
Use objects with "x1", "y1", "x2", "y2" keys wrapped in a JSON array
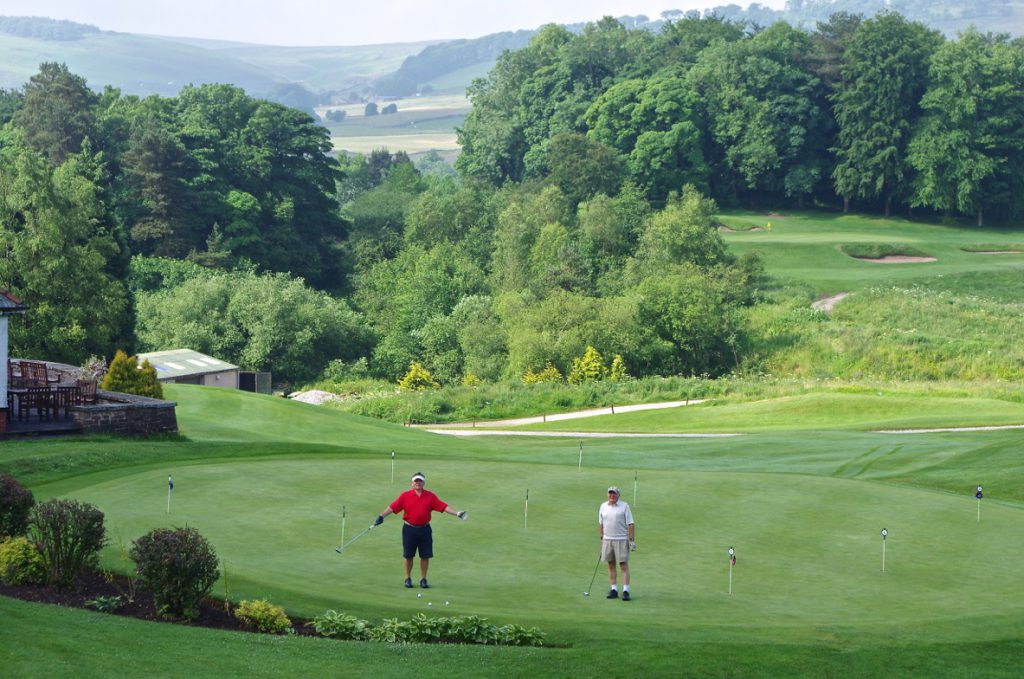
[
  {"x1": 458, "y1": 12, "x2": 1024, "y2": 225},
  {"x1": 0, "y1": 17, "x2": 100, "y2": 42},
  {"x1": 0, "y1": 63, "x2": 347, "y2": 376},
  {"x1": 3, "y1": 10, "x2": 1021, "y2": 386}
]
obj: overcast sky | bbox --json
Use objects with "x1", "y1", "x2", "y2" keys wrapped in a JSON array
[{"x1": 3, "y1": 0, "x2": 785, "y2": 46}]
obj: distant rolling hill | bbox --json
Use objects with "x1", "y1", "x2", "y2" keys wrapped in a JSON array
[
  {"x1": 0, "y1": 25, "x2": 284, "y2": 97},
  {"x1": 0, "y1": 16, "x2": 438, "y2": 100}
]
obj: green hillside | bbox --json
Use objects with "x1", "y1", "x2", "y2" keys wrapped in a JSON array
[{"x1": 0, "y1": 29, "x2": 286, "y2": 96}]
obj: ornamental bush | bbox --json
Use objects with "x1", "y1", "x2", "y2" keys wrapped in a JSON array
[
  {"x1": 311, "y1": 610, "x2": 370, "y2": 640},
  {"x1": 28, "y1": 499, "x2": 106, "y2": 589},
  {"x1": 567, "y1": 346, "x2": 608, "y2": 384},
  {"x1": 398, "y1": 361, "x2": 440, "y2": 391},
  {"x1": 609, "y1": 354, "x2": 628, "y2": 382},
  {"x1": 356, "y1": 613, "x2": 545, "y2": 646},
  {"x1": 235, "y1": 599, "x2": 292, "y2": 634},
  {"x1": 130, "y1": 526, "x2": 219, "y2": 619},
  {"x1": 522, "y1": 362, "x2": 562, "y2": 384},
  {"x1": 100, "y1": 350, "x2": 163, "y2": 399},
  {"x1": 0, "y1": 474, "x2": 35, "y2": 538},
  {"x1": 0, "y1": 536, "x2": 45, "y2": 585}
]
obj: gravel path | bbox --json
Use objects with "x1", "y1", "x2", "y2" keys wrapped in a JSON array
[{"x1": 422, "y1": 400, "x2": 706, "y2": 429}]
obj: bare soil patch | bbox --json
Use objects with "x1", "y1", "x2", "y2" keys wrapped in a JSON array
[{"x1": 812, "y1": 292, "x2": 849, "y2": 311}]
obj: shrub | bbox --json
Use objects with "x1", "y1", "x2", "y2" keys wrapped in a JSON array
[
  {"x1": 311, "y1": 610, "x2": 370, "y2": 639},
  {"x1": 567, "y1": 346, "x2": 608, "y2": 384},
  {"x1": 28, "y1": 499, "x2": 106, "y2": 589},
  {"x1": 398, "y1": 361, "x2": 440, "y2": 391},
  {"x1": 100, "y1": 350, "x2": 163, "y2": 399},
  {"x1": 86, "y1": 595, "x2": 125, "y2": 614},
  {"x1": 0, "y1": 474, "x2": 35, "y2": 538},
  {"x1": 522, "y1": 362, "x2": 562, "y2": 384},
  {"x1": 79, "y1": 355, "x2": 108, "y2": 381},
  {"x1": 609, "y1": 354, "x2": 628, "y2": 382},
  {"x1": 235, "y1": 599, "x2": 292, "y2": 634},
  {"x1": 130, "y1": 526, "x2": 219, "y2": 619},
  {"x1": 362, "y1": 614, "x2": 545, "y2": 646},
  {"x1": 0, "y1": 536, "x2": 45, "y2": 585}
]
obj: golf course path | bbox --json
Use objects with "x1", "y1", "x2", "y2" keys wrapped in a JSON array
[
  {"x1": 876, "y1": 424, "x2": 1024, "y2": 433},
  {"x1": 421, "y1": 399, "x2": 706, "y2": 429},
  {"x1": 425, "y1": 429, "x2": 740, "y2": 438}
]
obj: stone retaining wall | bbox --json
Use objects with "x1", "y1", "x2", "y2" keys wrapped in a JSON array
[{"x1": 72, "y1": 389, "x2": 178, "y2": 436}]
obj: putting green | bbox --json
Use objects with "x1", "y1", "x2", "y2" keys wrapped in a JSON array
[{"x1": 67, "y1": 457, "x2": 1024, "y2": 647}]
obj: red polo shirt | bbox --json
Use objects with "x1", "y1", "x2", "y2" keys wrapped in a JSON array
[{"x1": 390, "y1": 489, "x2": 447, "y2": 526}]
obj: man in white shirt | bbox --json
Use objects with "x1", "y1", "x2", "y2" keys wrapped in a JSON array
[{"x1": 598, "y1": 485, "x2": 635, "y2": 600}]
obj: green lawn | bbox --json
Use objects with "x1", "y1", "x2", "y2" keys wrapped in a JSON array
[
  {"x1": 515, "y1": 392, "x2": 1024, "y2": 434},
  {"x1": 719, "y1": 210, "x2": 1024, "y2": 294},
  {"x1": 3, "y1": 385, "x2": 1023, "y2": 677}
]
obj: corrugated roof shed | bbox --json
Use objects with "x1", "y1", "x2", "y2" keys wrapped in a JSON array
[{"x1": 137, "y1": 349, "x2": 238, "y2": 380}]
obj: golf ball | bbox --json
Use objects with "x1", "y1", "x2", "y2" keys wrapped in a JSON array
[
  {"x1": 417, "y1": 593, "x2": 422, "y2": 598},
  {"x1": 445, "y1": 601, "x2": 449, "y2": 606},
  {"x1": 428, "y1": 602, "x2": 433, "y2": 606}
]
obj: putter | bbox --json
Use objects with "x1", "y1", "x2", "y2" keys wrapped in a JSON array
[
  {"x1": 335, "y1": 523, "x2": 376, "y2": 554},
  {"x1": 583, "y1": 554, "x2": 603, "y2": 597}
]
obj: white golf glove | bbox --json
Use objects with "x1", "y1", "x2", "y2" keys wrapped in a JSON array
[
  {"x1": 629, "y1": 540, "x2": 636, "y2": 552},
  {"x1": 457, "y1": 510, "x2": 468, "y2": 521}
]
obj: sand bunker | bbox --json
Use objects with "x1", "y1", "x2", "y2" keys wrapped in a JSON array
[
  {"x1": 855, "y1": 255, "x2": 937, "y2": 263},
  {"x1": 973, "y1": 250, "x2": 1024, "y2": 255}
]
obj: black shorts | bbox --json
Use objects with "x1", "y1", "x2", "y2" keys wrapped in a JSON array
[{"x1": 402, "y1": 523, "x2": 433, "y2": 559}]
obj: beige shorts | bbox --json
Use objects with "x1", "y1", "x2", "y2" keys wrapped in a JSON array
[{"x1": 601, "y1": 539, "x2": 629, "y2": 563}]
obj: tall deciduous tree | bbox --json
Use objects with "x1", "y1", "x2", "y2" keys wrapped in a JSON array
[
  {"x1": 908, "y1": 30, "x2": 1024, "y2": 226},
  {"x1": 832, "y1": 12, "x2": 940, "y2": 215},
  {"x1": 687, "y1": 23, "x2": 829, "y2": 205},
  {"x1": 0, "y1": 143, "x2": 130, "y2": 363}
]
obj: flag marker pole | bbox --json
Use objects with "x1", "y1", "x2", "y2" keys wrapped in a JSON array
[
  {"x1": 728, "y1": 547, "x2": 735, "y2": 594},
  {"x1": 391, "y1": 451, "x2": 395, "y2": 485},
  {"x1": 881, "y1": 528, "x2": 888, "y2": 572},
  {"x1": 166, "y1": 474, "x2": 173, "y2": 514},
  {"x1": 633, "y1": 471, "x2": 638, "y2": 508},
  {"x1": 524, "y1": 489, "x2": 529, "y2": 530},
  {"x1": 341, "y1": 505, "x2": 347, "y2": 548},
  {"x1": 975, "y1": 485, "x2": 983, "y2": 523},
  {"x1": 578, "y1": 441, "x2": 583, "y2": 472}
]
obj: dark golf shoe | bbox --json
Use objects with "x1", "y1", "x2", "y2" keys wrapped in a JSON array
[
  {"x1": 622, "y1": 591, "x2": 631, "y2": 601},
  {"x1": 606, "y1": 589, "x2": 618, "y2": 599},
  {"x1": 404, "y1": 578, "x2": 413, "y2": 588},
  {"x1": 420, "y1": 578, "x2": 430, "y2": 589}
]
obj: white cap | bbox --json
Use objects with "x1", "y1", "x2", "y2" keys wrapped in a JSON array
[{"x1": 411, "y1": 473, "x2": 426, "y2": 482}]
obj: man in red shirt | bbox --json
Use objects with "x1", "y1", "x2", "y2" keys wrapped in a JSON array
[{"x1": 375, "y1": 472, "x2": 466, "y2": 588}]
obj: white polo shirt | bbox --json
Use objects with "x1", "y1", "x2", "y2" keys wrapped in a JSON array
[{"x1": 599, "y1": 501, "x2": 634, "y2": 540}]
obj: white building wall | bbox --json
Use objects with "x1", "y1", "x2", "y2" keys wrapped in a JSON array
[{"x1": 1, "y1": 316, "x2": 8, "y2": 411}]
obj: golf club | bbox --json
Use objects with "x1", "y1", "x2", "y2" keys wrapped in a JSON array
[
  {"x1": 583, "y1": 554, "x2": 603, "y2": 597},
  {"x1": 335, "y1": 523, "x2": 377, "y2": 554}
]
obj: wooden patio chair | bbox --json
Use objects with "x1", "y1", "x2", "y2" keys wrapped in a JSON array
[
  {"x1": 76, "y1": 379, "x2": 98, "y2": 405},
  {"x1": 55, "y1": 385, "x2": 81, "y2": 420},
  {"x1": 18, "y1": 386, "x2": 53, "y2": 422},
  {"x1": 22, "y1": 361, "x2": 49, "y2": 387}
]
